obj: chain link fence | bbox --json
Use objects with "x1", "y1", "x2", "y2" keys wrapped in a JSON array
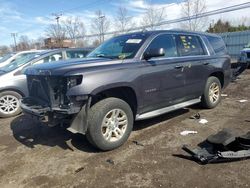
[{"x1": 218, "y1": 30, "x2": 250, "y2": 61}]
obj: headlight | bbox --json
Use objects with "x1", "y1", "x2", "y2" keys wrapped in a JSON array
[{"x1": 67, "y1": 75, "x2": 82, "y2": 89}]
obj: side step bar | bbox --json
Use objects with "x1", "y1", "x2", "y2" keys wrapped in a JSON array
[{"x1": 136, "y1": 98, "x2": 201, "y2": 120}]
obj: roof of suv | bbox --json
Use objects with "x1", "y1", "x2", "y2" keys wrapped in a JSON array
[{"x1": 117, "y1": 29, "x2": 220, "y2": 38}]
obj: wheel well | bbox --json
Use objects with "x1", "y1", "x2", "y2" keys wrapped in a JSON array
[
  {"x1": 210, "y1": 72, "x2": 224, "y2": 88},
  {"x1": 91, "y1": 87, "x2": 138, "y2": 115},
  {"x1": 0, "y1": 89, "x2": 25, "y2": 97}
]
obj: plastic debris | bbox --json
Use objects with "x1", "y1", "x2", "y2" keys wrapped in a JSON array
[
  {"x1": 132, "y1": 140, "x2": 144, "y2": 146},
  {"x1": 221, "y1": 94, "x2": 228, "y2": 97},
  {"x1": 199, "y1": 119, "x2": 208, "y2": 124},
  {"x1": 189, "y1": 113, "x2": 201, "y2": 119},
  {"x1": 75, "y1": 167, "x2": 85, "y2": 174},
  {"x1": 238, "y1": 99, "x2": 248, "y2": 103},
  {"x1": 180, "y1": 131, "x2": 198, "y2": 136},
  {"x1": 179, "y1": 129, "x2": 250, "y2": 164},
  {"x1": 106, "y1": 159, "x2": 115, "y2": 165}
]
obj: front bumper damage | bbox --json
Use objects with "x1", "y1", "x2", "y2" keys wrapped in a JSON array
[
  {"x1": 20, "y1": 75, "x2": 91, "y2": 134},
  {"x1": 20, "y1": 96, "x2": 91, "y2": 134}
]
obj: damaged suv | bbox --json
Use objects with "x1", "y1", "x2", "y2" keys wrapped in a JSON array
[{"x1": 20, "y1": 30, "x2": 231, "y2": 150}]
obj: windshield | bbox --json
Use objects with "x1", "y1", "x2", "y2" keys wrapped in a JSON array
[
  {"x1": 0, "y1": 53, "x2": 38, "y2": 73},
  {"x1": 87, "y1": 33, "x2": 149, "y2": 59},
  {"x1": 0, "y1": 53, "x2": 15, "y2": 64}
]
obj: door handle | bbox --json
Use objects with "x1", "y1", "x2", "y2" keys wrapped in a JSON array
[
  {"x1": 175, "y1": 65, "x2": 184, "y2": 69},
  {"x1": 203, "y1": 62, "x2": 209, "y2": 65}
]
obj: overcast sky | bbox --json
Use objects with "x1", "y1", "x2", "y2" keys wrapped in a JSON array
[{"x1": 0, "y1": 0, "x2": 250, "y2": 46}]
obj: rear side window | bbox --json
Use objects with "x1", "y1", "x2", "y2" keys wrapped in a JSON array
[
  {"x1": 176, "y1": 35, "x2": 206, "y2": 56},
  {"x1": 206, "y1": 36, "x2": 227, "y2": 55},
  {"x1": 66, "y1": 50, "x2": 88, "y2": 59},
  {"x1": 33, "y1": 52, "x2": 63, "y2": 65},
  {"x1": 146, "y1": 34, "x2": 178, "y2": 58}
]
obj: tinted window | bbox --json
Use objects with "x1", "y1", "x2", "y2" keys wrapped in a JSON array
[
  {"x1": 66, "y1": 50, "x2": 88, "y2": 59},
  {"x1": 34, "y1": 52, "x2": 63, "y2": 65},
  {"x1": 176, "y1": 35, "x2": 206, "y2": 56},
  {"x1": 146, "y1": 34, "x2": 178, "y2": 58},
  {"x1": 206, "y1": 36, "x2": 227, "y2": 55}
]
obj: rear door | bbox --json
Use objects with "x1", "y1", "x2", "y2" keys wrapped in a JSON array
[{"x1": 175, "y1": 34, "x2": 209, "y2": 100}]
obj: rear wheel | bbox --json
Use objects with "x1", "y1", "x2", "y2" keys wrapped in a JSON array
[
  {"x1": 86, "y1": 97, "x2": 133, "y2": 151},
  {"x1": 201, "y1": 76, "x2": 222, "y2": 109},
  {"x1": 0, "y1": 91, "x2": 22, "y2": 118}
]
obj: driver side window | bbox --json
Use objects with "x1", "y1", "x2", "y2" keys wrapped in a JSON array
[{"x1": 146, "y1": 34, "x2": 178, "y2": 58}]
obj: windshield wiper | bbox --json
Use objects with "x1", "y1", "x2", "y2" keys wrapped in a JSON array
[{"x1": 95, "y1": 54, "x2": 116, "y2": 59}]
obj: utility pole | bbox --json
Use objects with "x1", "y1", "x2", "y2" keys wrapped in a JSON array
[
  {"x1": 11, "y1": 33, "x2": 18, "y2": 51},
  {"x1": 52, "y1": 13, "x2": 62, "y2": 27},
  {"x1": 99, "y1": 15, "x2": 105, "y2": 43},
  {"x1": 52, "y1": 13, "x2": 63, "y2": 47}
]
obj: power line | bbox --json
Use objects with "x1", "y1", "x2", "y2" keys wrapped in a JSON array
[{"x1": 78, "y1": 2, "x2": 250, "y2": 38}]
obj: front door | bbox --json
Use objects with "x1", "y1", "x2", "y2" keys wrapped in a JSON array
[{"x1": 140, "y1": 34, "x2": 187, "y2": 113}]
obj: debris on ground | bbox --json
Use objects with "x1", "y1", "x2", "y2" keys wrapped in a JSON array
[
  {"x1": 221, "y1": 94, "x2": 228, "y2": 97},
  {"x1": 180, "y1": 131, "x2": 198, "y2": 136},
  {"x1": 179, "y1": 129, "x2": 250, "y2": 164},
  {"x1": 106, "y1": 159, "x2": 115, "y2": 165},
  {"x1": 199, "y1": 119, "x2": 208, "y2": 124},
  {"x1": 189, "y1": 113, "x2": 201, "y2": 120},
  {"x1": 75, "y1": 167, "x2": 85, "y2": 174},
  {"x1": 238, "y1": 99, "x2": 248, "y2": 103},
  {"x1": 132, "y1": 140, "x2": 144, "y2": 146}
]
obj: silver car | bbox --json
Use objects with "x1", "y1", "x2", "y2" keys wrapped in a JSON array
[{"x1": 0, "y1": 48, "x2": 91, "y2": 118}]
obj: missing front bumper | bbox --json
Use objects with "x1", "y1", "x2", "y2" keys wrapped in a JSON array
[{"x1": 20, "y1": 96, "x2": 92, "y2": 134}]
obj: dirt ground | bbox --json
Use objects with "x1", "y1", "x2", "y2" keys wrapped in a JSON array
[{"x1": 0, "y1": 70, "x2": 250, "y2": 188}]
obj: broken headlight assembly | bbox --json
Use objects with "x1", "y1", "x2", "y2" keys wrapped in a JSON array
[{"x1": 67, "y1": 75, "x2": 83, "y2": 89}]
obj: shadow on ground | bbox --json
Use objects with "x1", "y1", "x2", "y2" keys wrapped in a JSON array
[
  {"x1": 10, "y1": 115, "x2": 98, "y2": 153},
  {"x1": 10, "y1": 107, "x2": 193, "y2": 152}
]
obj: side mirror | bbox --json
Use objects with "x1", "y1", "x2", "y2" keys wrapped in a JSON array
[{"x1": 143, "y1": 48, "x2": 165, "y2": 60}]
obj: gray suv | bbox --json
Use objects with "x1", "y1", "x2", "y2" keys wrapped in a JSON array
[
  {"x1": 0, "y1": 48, "x2": 91, "y2": 118},
  {"x1": 20, "y1": 30, "x2": 231, "y2": 150}
]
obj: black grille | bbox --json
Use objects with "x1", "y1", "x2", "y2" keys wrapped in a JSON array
[{"x1": 27, "y1": 76, "x2": 69, "y2": 108}]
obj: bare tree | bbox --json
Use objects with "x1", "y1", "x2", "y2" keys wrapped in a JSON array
[
  {"x1": 141, "y1": 6, "x2": 166, "y2": 30},
  {"x1": 63, "y1": 16, "x2": 85, "y2": 47},
  {"x1": 91, "y1": 10, "x2": 110, "y2": 43},
  {"x1": 0, "y1": 45, "x2": 11, "y2": 56},
  {"x1": 115, "y1": 7, "x2": 133, "y2": 33},
  {"x1": 17, "y1": 35, "x2": 30, "y2": 51},
  {"x1": 45, "y1": 24, "x2": 67, "y2": 47},
  {"x1": 180, "y1": 0, "x2": 207, "y2": 31}
]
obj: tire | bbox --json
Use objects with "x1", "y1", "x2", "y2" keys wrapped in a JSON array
[
  {"x1": 201, "y1": 76, "x2": 222, "y2": 109},
  {"x1": 0, "y1": 91, "x2": 22, "y2": 118},
  {"x1": 86, "y1": 97, "x2": 134, "y2": 151}
]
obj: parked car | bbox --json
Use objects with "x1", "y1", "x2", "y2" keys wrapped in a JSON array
[
  {"x1": 0, "y1": 48, "x2": 91, "y2": 118},
  {"x1": 239, "y1": 42, "x2": 250, "y2": 67},
  {"x1": 20, "y1": 30, "x2": 231, "y2": 150},
  {"x1": 0, "y1": 50, "x2": 42, "y2": 68}
]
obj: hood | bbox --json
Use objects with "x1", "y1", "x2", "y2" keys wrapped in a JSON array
[
  {"x1": 25, "y1": 57, "x2": 123, "y2": 76},
  {"x1": 241, "y1": 48, "x2": 250, "y2": 52}
]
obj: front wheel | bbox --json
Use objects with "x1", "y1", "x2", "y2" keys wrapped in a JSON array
[
  {"x1": 86, "y1": 97, "x2": 134, "y2": 151},
  {"x1": 0, "y1": 91, "x2": 22, "y2": 118},
  {"x1": 201, "y1": 76, "x2": 222, "y2": 109}
]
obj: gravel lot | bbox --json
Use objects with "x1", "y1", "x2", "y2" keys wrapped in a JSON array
[{"x1": 0, "y1": 70, "x2": 249, "y2": 188}]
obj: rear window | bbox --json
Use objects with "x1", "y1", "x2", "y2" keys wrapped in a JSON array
[
  {"x1": 66, "y1": 50, "x2": 88, "y2": 59},
  {"x1": 176, "y1": 35, "x2": 206, "y2": 56},
  {"x1": 206, "y1": 36, "x2": 227, "y2": 55}
]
